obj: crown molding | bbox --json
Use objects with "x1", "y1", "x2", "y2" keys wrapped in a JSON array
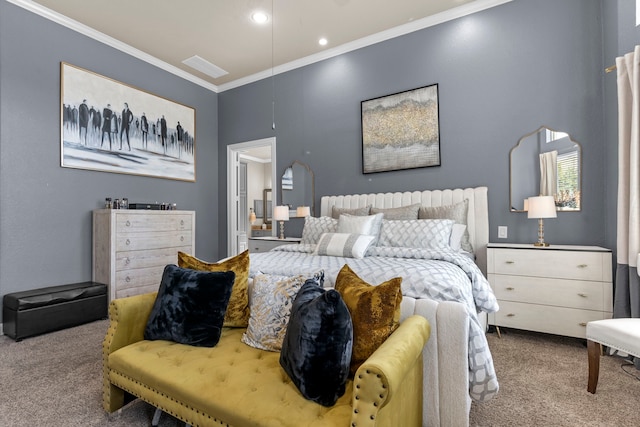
[
  {"x1": 9, "y1": 0, "x2": 512, "y2": 94},
  {"x1": 218, "y1": 0, "x2": 512, "y2": 92},
  {"x1": 7, "y1": 0, "x2": 220, "y2": 93}
]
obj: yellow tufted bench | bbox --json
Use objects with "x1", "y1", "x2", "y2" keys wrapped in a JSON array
[{"x1": 102, "y1": 292, "x2": 430, "y2": 427}]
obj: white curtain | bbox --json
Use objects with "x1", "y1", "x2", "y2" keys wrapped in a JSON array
[
  {"x1": 614, "y1": 45, "x2": 640, "y2": 339},
  {"x1": 539, "y1": 150, "x2": 557, "y2": 197}
]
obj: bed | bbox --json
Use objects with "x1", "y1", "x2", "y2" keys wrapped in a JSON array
[{"x1": 248, "y1": 186, "x2": 498, "y2": 427}]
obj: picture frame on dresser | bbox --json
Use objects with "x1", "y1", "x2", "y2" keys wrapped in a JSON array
[{"x1": 60, "y1": 62, "x2": 196, "y2": 182}]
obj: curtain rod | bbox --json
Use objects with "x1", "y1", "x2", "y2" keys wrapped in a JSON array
[{"x1": 605, "y1": 65, "x2": 616, "y2": 73}]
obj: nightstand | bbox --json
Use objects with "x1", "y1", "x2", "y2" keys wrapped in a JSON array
[
  {"x1": 487, "y1": 243, "x2": 613, "y2": 339},
  {"x1": 248, "y1": 237, "x2": 301, "y2": 253}
]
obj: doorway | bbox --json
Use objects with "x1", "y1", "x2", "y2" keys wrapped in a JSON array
[{"x1": 226, "y1": 137, "x2": 277, "y2": 256}]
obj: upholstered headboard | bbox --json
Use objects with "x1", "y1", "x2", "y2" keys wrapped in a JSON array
[{"x1": 320, "y1": 186, "x2": 489, "y2": 276}]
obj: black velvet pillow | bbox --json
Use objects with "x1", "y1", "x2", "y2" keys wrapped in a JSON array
[
  {"x1": 279, "y1": 280, "x2": 353, "y2": 407},
  {"x1": 144, "y1": 264, "x2": 235, "y2": 347}
]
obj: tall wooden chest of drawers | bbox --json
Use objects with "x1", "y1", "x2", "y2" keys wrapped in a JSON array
[
  {"x1": 93, "y1": 209, "x2": 195, "y2": 300},
  {"x1": 487, "y1": 243, "x2": 612, "y2": 339}
]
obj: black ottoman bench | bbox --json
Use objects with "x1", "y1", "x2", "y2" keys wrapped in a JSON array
[{"x1": 3, "y1": 282, "x2": 107, "y2": 341}]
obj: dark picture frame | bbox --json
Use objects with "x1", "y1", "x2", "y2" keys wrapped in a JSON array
[
  {"x1": 361, "y1": 84, "x2": 440, "y2": 174},
  {"x1": 60, "y1": 62, "x2": 196, "y2": 181}
]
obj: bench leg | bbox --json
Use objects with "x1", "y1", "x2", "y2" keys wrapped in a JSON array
[
  {"x1": 152, "y1": 407, "x2": 162, "y2": 426},
  {"x1": 587, "y1": 340, "x2": 601, "y2": 393}
]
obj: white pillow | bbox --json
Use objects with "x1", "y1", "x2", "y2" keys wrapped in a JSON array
[
  {"x1": 301, "y1": 216, "x2": 338, "y2": 245},
  {"x1": 314, "y1": 233, "x2": 376, "y2": 259},
  {"x1": 449, "y1": 224, "x2": 467, "y2": 251},
  {"x1": 377, "y1": 219, "x2": 454, "y2": 249},
  {"x1": 337, "y1": 213, "x2": 383, "y2": 236}
]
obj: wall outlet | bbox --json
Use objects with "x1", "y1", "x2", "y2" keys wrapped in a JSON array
[{"x1": 498, "y1": 226, "x2": 508, "y2": 239}]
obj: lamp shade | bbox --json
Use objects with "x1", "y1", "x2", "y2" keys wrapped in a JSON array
[
  {"x1": 296, "y1": 206, "x2": 311, "y2": 217},
  {"x1": 273, "y1": 206, "x2": 290, "y2": 221},
  {"x1": 527, "y1": 196, "x2": 557, "y2": 219}
]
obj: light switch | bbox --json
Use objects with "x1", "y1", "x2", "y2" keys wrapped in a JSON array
[{"x1": 498, "y1": 226, "x2": 508, "y2": 239}]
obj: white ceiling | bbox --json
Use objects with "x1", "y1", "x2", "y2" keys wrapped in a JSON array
[{"x1": 13, "y1": 0, "x2": 511, "y2": 92}]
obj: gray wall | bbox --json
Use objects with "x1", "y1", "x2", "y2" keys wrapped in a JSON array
[
  {"x1": 0, "y1": 2, "x2": 219, "y2": 319},
  {"x1": 219, "y1": 0, "x2": 607, "y2": 253}
]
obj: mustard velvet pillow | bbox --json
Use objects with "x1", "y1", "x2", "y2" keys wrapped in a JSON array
[
  {"x1": 177, "y1": 250, "x2": 250, "y2": 327},
  {"x1": 334, "y1": 264, "x2": 403, "y2": 376}
]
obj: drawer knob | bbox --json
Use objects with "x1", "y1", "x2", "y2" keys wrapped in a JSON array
[
  {"x1": 579, "y1": 322, "x2": 587, "y2": 327},
  {"x1": 125, "y1": 239, "x2": 131, "y2": 246},
  {"x1": 505, "y1": 261, "x2": 515, "y2": 264},
  {"x1": 125, "y1": 276, "x2": 131, "y2": 283},
  {"x1": 125, "y1": 257, "x2": 130, "y2": 265},
  {"x1": 506, "y1": 313, "x2": 516, "y2": 317},
  {"x1": 180, "y1": 236, "x2": 184, "y2": 242},
  {"x1": 506, "y1": 287, "x2": 515, "y2": 291},
  {"x1": 180, "y1": 220, "x2": 185, "y2": 226},
  {"x1": 577, "y1": 264, "x2": 588, "y2": 269},
  {"x1": 126, "y1": 220, "x2": 131, "y2": 227},
  {"x1": 578, "y1": 293, "x2": 588, "y2": 298}
]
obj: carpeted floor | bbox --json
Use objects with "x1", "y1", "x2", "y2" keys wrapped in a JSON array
[
  {"x1": 470, "y1": 328, "x2": 640, "y2": 427},
  {"x1": 1, "y1": 320, "x2": 639, "y2": 426}
]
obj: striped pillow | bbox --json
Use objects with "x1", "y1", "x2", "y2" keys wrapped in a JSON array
[{"x1": 314, "y1": 233, "x2": 375, "y2": 259}]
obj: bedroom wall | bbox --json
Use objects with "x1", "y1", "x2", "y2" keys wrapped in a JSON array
[
  {"x1": 218, "y1": 0, "x2": 606, "y2": 254},
  {"x1": 0, "y1": 1, "x2": 219, "y2": 320}
]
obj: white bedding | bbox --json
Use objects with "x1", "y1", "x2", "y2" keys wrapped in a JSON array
[{"x1": 249, "y1": 244, "x2": 500, "y2": 402}]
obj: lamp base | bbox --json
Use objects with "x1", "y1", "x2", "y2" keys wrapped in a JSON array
[
  {"x1": 533, "y1": 242, "x2": 550, "y2": 247},
  {"x1": 278, "y1": 220, "x2": 285, "y2": 240}
]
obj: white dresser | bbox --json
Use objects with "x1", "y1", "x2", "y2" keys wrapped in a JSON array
[
  {"x1": 487, "y1": 243, "x2": 613, "y2": 339},
  {"x1": 93, "y1": 209, "x2": 195, "y2": 300},
  {"x1": 248, "y1": 237, "x2": 301, "y2": 253}
]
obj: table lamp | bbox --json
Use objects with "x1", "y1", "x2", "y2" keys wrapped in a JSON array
[
  {"x1": 296, "y1": 206, "x2": 311, "y2": 218},
  {"x1": 273, "y1": 206, "x2": 289, "y2": 239},
  {"x1": 527, "y1": 195, "x2": 557, "y2": 246}
]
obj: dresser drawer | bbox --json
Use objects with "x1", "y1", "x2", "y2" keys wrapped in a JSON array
[
  {"x1": 115, "y1": 265, "x2": 166, "y2": 292},
  {"x1": 117, "y1": 213, "x2": 193, "y2": 232},
  {"x1": 116, "y1": 231, "x2": 192, "y2": 251},
  {"x1": 494, "y1": 301, "x2": 611, "y2": 339},
  {"x1": 115, "y1": 246, "x2": 192, "y2": 271},
  {"x1": 489, "y1": 274, "x2": 612, "y2": 312},
  {"x1": 491, "y1": 249, "x2": 606, "y2": 281}
]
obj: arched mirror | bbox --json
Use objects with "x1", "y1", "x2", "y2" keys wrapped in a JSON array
[
  {"x1": 510, "y1": 126, "x2": 581, "y2": 212},
  {"x1": 281, "y1": 160, "x2": 315, "y2": 216}
]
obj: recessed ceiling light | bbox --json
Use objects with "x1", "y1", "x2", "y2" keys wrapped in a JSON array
[
  {"x1": 251, "y1": 11, "x2": 269, "y2": 24},
  {"x1": 318, "y1": 38, "x2": 328, "y2": 46}
]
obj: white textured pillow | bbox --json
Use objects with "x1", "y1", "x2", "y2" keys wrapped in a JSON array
[
  {"x1": 301, "y1": 216, "x2": 338, "y2": 245},
  {"x1": 378, "y1": 219, "x2": 455, "y2": 249},
  {"x1": 337, "y1": 213, "x2": 384, "y2": 236},
  {"x1": 242, "y1": 271, "x2": 323, "y2": 351},
  {"x1": 449, "y1": 224, "x2": 467, "y2": 251},
  {"x1": 418, "y1": 200, "x2": 472, "y2": 252},
  {"x1": 314, "y1": 233, "x2": 376, "y2": 259}
]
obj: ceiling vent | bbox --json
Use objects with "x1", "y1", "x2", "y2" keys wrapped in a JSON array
[{"x1": 182, "y1": 55, "x2": 228, "y2": 79}]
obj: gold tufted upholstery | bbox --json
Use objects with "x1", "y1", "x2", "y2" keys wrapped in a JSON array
[{"x1": 103, "y1": 293, "x2": 430, "y2": 427}]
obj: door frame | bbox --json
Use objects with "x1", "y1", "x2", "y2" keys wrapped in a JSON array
[{"x1": 226, "y1": 137, "x2": 277, "y2": 256}]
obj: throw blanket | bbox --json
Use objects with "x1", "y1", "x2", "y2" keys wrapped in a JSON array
[{"x1": 249, "y1": 244, "x2": 499, "y2": 402}]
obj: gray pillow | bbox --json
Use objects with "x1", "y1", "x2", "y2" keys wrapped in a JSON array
[
  {"x1": 418, "y1": 199, "x2": 472, "y2": 252},
  {"x1": 371, "y1": 203, "x2": 420, "y2": 220},
  {"x1": 331, "y1": 205, "x2": 371, "y2": 219}
]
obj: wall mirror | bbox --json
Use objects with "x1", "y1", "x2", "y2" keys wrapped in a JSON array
[
  {"x1": 510, "y1": 126, "x2": 581, "y2": 212},
  {"x1": 262, "y1": 189, "x2": 272, "y2": 225},
  {"x1": 281, "y1": 160, "x2": 315, "y2": 216}
]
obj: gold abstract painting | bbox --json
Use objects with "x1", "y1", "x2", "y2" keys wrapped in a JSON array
[{"x1": 361, "y1": 84, "x2": 440, "y2": 173}]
